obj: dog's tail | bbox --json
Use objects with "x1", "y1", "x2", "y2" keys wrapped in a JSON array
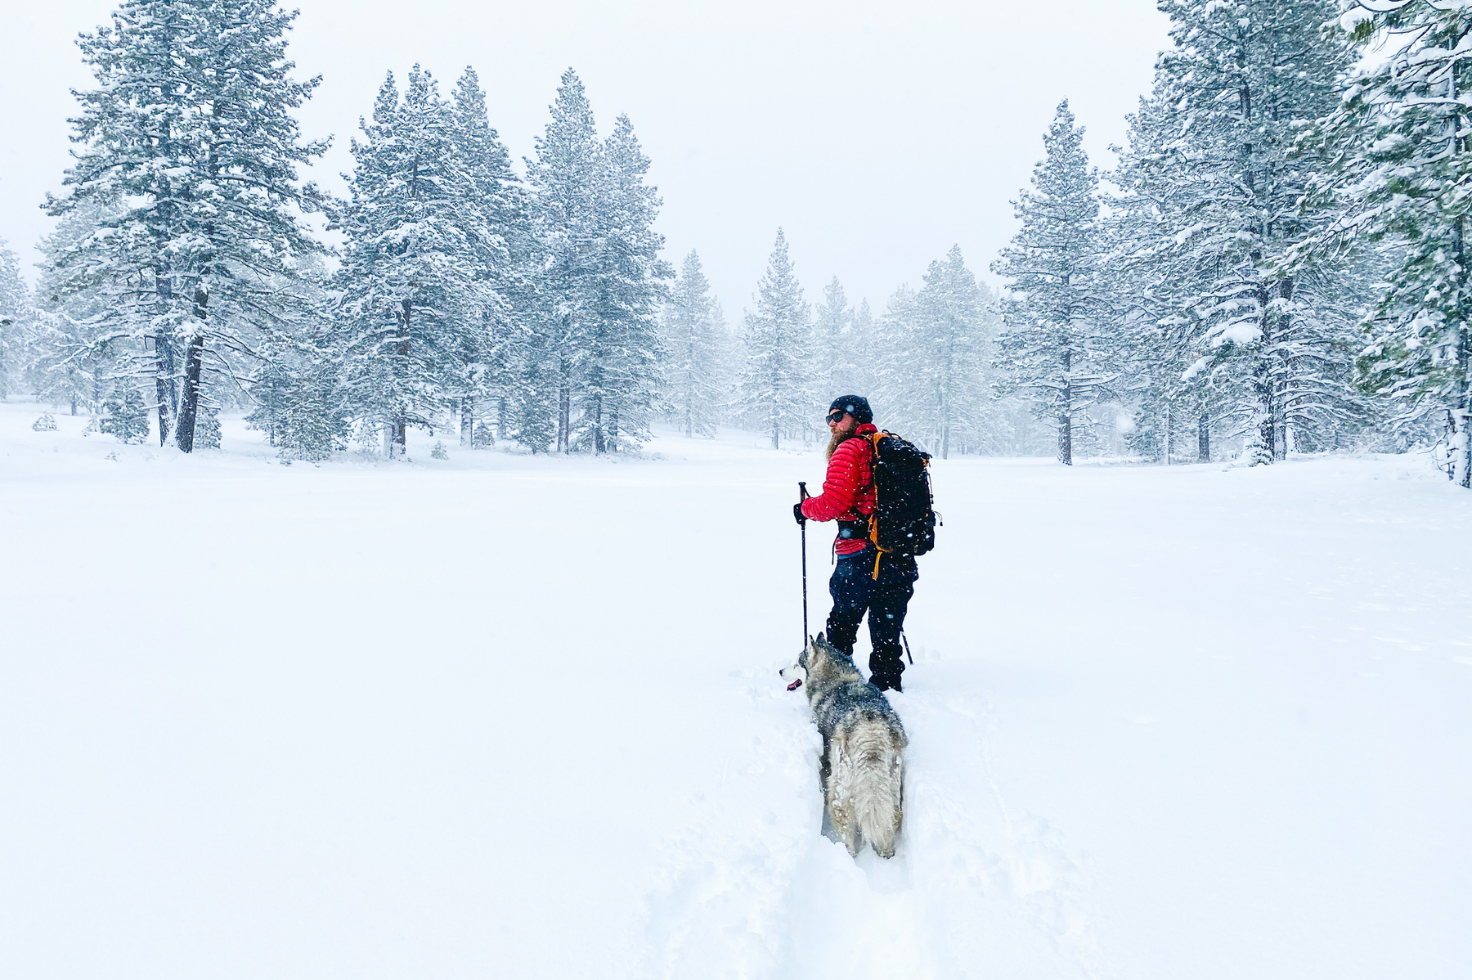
[{"x1": 834, "y1": 715, "x2": 905, "y2": 859}]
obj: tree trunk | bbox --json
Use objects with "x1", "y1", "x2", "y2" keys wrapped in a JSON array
[
  {"x1": 461, "y1": 395, "x2": 474, "y2": 447},
  {"x1": 391, "y1": 299, "x2": 411, "y2": 458},
  {"x1": 1258, "y1": 409, "x2": 1275, "y2": 461},
  {"x1": 772, "y1": 420, "x2": 780, "y2": 450},
  {"x1": 1059, "y1": 350, "x2": 1072, "y2": 466},
  {"x1": 175, "y1": 329, "x2": 205, "y2": 453},
  {"x1": 497, "y1": 395, "x2": 507, "y2": 442},
  {"x1": 1197, "y1": 411, "x2": 1210, "y2": 463},
  {"x1": 1256, "y1": 283, "x2": 1276, "y2": 463},
  {"x1": 176, "y1": 283, "x2": 210, "y2": 453},
  {"x1": 1165, "y1": 400, "x2": 1174, "y2": 465},
  {"x1": 153, "y1": 336, "x2": 173, "y2": 449},
  {"x1": 609, "y1": 405, "x2": 619, "y2": 453},
  {"x1": 593, "y1": 394, "x2": 605, "y2": 454},
  {"x1": 1461, "y1": 411, "x2": 1471, "y2": 490},
  {"x1": 557, "y1": 384, "x2": 570, "y2": 453}
]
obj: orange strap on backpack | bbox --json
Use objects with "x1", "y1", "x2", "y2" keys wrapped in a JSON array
[{"x1": 867, "y1": 433, "x2": 888, "y2": 579}]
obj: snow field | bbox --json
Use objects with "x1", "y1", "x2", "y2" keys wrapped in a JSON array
[{"x1": 2, "y1": 402, "x2": 1469, "y2": 980}]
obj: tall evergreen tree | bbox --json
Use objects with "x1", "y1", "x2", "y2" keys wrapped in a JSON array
[
  {"x1": 662, "y1": 250, "x2": 727, "y2": 437},
  {"x1": 526, "y1": 68, "x2": 604, "y2": 453},
  {"x1": 332, "y1": 67, "x2": 485, "y2": 456},
  {"x1": 814, "y1": 276, "x2": 858, "y2": 399},
  {"x1": 449, "y1": 66, "x2": 526, "y2": 447},
  {"x1": 993, "y1": 101, "x2": 1115, "y2": 465},
  {"x1": 46, "y1": 0, "x2": 328, "y2": 451},
  {"x1": 739, "y1": 228, "x2": 811, "y2": 449},
  {"x1": 0, "y1": 238, "x2": 32, "y2": 400},
  {"x1": 1308, "y1": 1, "x2": 1472, "y2": 485},
  {"x1": 582, "y1": 112, "x2": 671, "y2": 452},
  {"x1": 1110, "y1": 0, "x2": 1361, "y2": 464},
  {"x1": 846, "y1": 298, "x2": 878, "y2": 398},
  {"x1": 898, "y1": 246, "x2": 987, "y2": 459},
  {"x1": 28, "y1": 200, "x2": 126, "y2": 416}
]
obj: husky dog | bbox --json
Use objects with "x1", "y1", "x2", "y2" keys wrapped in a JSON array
[{"x1": 780, "y1": 633, "x2": 907, "y2": 858}]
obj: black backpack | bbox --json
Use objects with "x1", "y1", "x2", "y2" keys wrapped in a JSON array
[{"x1": 865, "y1": 431, "x2": 937, "y2": 562}]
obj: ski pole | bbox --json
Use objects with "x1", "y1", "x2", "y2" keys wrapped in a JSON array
[{"x1": 798, "y1": 481, "x2": 809, "y2": 646}]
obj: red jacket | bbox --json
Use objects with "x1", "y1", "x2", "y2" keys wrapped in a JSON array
[{"x1": 800, "y1": 423, "x2": 878, "y2": 556}]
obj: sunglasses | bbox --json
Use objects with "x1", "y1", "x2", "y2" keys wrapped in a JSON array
[{"x1": 826, "y1": 411, "x2": 848, "y2": 424}]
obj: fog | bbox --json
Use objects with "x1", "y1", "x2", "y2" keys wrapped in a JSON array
[{"x1": 1, "y1": 0, "x2": 1169, "y2": 311}]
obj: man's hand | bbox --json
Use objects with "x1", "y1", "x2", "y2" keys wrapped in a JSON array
[{"x1": 793, "y1": 502, "x2": 807, "y2": 525}]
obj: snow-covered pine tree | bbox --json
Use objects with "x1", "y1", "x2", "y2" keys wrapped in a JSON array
[
  {"x1": 0, "y1": 238, "x2": 32, "y2": 400},
  {"x1": 526, "y1": 69, "x2": 604, "y2": 453},
  {"x1": 1310, "y1": 2, "x2": 1472, "y2": 485},
  {"x1": 333, "y1": 67, "x2": 486, "y2": 457},
  {"x1": 1107, "y1": 87, "x2": 1235, "y2": 463},
  {"x1": 869, "y1": 283, "x2": 916, "y2": 425},
  {"x1": 449, "y1": 67, "x2": 526, "y2": 448},
  {"x1": 99, "y1": 382, "x2": 151, "y2": 443},
  {"x1": 583, "y1": 112, "x2": 671, "y2": 452},
  {"x1": 28, "y1": 198, "x2": 123, "y2": 416},
  {"x1": 46, "y1": 0, "x2": 329, "y2": 452},
  {"x1": 1110, "y1": 0, "x2": 1362, "y2": 464},
  {"x1": 895, "y1": 246, "x2": 988, "y2": 458},
  {"x1": 846, "y1": 298, "x2": 878, "y2": 398},
  {"x1": 740, "y1": 228, "x2": 812, "y2": 449},
  {"x1": 993, "y1": 101, "x2": 1116, "y2": 465},
  {"x1": 663, "y1": 250, "x2": 727, "y2": 437},
  {"x1": 813, "y1": 277, "x2": 859, "y2": 401}
]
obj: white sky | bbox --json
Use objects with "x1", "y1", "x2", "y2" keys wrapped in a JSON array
[{"x1": 1, "y1": 0, "x2": 1171, "y2": 317}]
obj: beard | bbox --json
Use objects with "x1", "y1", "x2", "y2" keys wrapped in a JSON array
[{"x1": 826, "y1": 427, "x2": 852, "y2": 460}]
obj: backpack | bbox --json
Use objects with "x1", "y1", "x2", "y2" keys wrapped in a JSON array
[{"x1": 864, "y1": 431, "x2": 938, "y2": 565}]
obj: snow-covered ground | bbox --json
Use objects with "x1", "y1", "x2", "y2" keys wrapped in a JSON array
[{"x1": 2, "y1": 402, "x2": 1468, "y2": 980}]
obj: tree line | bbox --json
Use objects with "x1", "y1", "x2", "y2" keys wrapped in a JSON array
[
  {"x1": 2, "y1": 0, "x2": 1470, "y2": 486},
  {"x1": 992, "y1": 0, "x2": 1472, "y2": 485}
]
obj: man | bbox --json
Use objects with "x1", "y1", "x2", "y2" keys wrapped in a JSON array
[{"x1": 793, "y1": 395, "x2": 918, "y2": 692}]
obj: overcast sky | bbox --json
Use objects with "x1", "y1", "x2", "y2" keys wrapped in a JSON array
[{"x1": 1, "y1": 0, "x2": 1171, "y2": 317}]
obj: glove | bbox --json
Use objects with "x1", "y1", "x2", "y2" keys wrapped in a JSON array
[{"x1": 793, "y1": 502, "x2": 807, "y2": 525}]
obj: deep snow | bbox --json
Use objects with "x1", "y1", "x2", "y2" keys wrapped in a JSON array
[{"x1": 1, "y1": 402, "x2": 1468, "y2": 980}]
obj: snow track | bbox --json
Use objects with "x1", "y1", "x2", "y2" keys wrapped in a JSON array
[{"x1": 639, "y1": 654, "x2": 1101, "y2": 980}]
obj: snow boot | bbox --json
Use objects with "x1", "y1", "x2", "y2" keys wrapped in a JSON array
[
  {"x1": 869, "y1": 643, "x2": 904, "y2": 692},
  {"x1": 871, "y1": 672, "x2": 902, "y2": 693}
]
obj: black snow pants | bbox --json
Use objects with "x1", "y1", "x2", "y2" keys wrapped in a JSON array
[{"x1": 826, "y1": 547, "x2": 918, "y2": 687}]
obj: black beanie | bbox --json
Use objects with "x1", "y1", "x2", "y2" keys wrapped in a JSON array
[{"x1": 828, "y1": 395, "x2": 873, "y2": 424}]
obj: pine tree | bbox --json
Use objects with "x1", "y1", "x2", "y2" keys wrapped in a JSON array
[
  {"x1": 29, "y1": 196, "x2": 130, "y2": 416},
  {"x1": 1110, "y1": 0, "x2": 1361, "y2": 465},
  {"x1": 740, "y1": 229, "x2": 811, "y2": 449},
  {"x1": 814, "y1": 277, "x2": 859, "y2": 400},
  {"x1": 583, "y1": 112, "x2": 672, "y2": 452},
  {"x1": 99, "y1": 383, "x2": 151, "y2": 443},
  {"x1": 527, "y1": 69, "x2": 604, "y2": 453},
  {"x1": 46, "y1": 0, "x2": 329, "y2": 452},
  {"x1": 0, "y1": 238, "x2": 31, "y2": 400},
  {"x1": 900, "y1": 246, "x2": 988, "y2": 459},
  {"x1": 846, "y1": 298, "x2": 879, "y2": 398},
  {"x1": 332, "y1": 67, "x2": 485, "y2": 457},
  {"x1": 993, "y1": 101, "x2": 1116, "y2": 465},
  {"x1": 663, "y1": 250, "x2": 727, "y2": 437},
  {"x1": 449, "y1": 67, "x2": 526, "y2": 448},
  {"x1": 1310, "y1": 2, "x2": 1472, "y2": 485}
]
